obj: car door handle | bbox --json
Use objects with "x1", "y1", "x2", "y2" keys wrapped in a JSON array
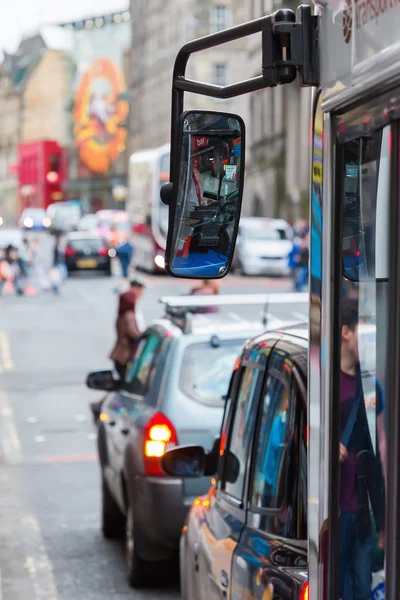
[
  {"x1": 221, "y1": 570, "x2": 228, "y2": 588},
  {"x1": 120, "y1": 428, "x2": 130, "y2": 435},
  {"x1": 220, "y1": 570, "x2": 228, "y2": 598},
  {"x1": 108, "y1": 421, "x2": 116, "y2": 427}
]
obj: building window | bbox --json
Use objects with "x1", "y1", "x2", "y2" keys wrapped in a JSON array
[
  {"x1": 214, "y1": 63, "x2": 227, "y2": 86},
  {"x1": 210, "y1": 5, "x2": 231, "y2": 32}
]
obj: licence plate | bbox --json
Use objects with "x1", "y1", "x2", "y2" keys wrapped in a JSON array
[{"x1": 77, "y1": 259, "x2": 97, "y2": 269}]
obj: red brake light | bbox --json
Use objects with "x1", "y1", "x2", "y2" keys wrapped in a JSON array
[
  {"x1": 99, "y1": 246, "x2": 108, "y2": 256},
  {"x1": 65, "y1": 246, "x2": 75, "y2": 257},
  {"x1": 300, "y1": 581, "x2": 309, "y2": 600},
  {"x1": 143, "y1": 412, "x2": 177, "y2": 476}
]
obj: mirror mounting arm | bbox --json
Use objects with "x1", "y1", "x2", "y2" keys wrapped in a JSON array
[{"x1": 167, "y1": 4, "x2": 319, "y2": 184}]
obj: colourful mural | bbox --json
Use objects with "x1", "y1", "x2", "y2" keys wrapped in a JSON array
[{"x1": 73, "y1": 58, "x2": 129, "y2": 174}]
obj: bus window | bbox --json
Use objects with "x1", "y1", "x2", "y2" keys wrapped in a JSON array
[{"x1": 337, "y1": 126, "x2": 389, "y2": 600}]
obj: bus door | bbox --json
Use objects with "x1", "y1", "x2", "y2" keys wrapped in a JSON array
[{"x1": 314, "y1": 91, "x2": 400, "y2": 600}]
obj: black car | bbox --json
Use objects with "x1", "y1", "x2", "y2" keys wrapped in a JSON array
[
  {"x1": 162, "y1": 325, "x2": 309, "y2": 600},
  {"x1": 64, "y1": 232, "x2": 112, "y2": 275}
]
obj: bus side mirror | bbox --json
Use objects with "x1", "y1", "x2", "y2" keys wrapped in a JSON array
[{"x1": 162, "y1": 110, "x2": 245, "y2": 279}]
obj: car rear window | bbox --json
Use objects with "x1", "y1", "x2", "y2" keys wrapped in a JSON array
[
  {"x1": 180, "y1": 339, "x2": 245, "y2": 407},
  {"x1": 68, "y1": 238, "x2": 103, "y2": 251}
]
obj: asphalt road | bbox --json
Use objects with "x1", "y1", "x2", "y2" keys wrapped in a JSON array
[{"x1": 0, "y1": 262, "x2": 303, "y2": 599}]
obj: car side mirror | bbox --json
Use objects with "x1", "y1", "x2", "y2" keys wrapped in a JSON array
[
  {"x1": 86, "y1": 370, "x2": 120, "y2": 392},
  {"x1": 162, "y1": 110, "x2": 245, "y2": 279},
  {"x1": 161, "y1": 445, "x2": 207, "y2": 478}
]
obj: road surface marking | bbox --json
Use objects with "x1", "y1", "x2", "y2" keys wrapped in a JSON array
[
  {"x1": 0, "y1": 331, "x2": 14, "y2": 371},
  {"x1": 23, "y1": 514, "x2": 58, "y2": 600},
  {"x1": 40, "y1": 453, "x2": 97, "y2": 464},
  {"x1": 0, "y1": 392, "x2": 23, "y2": 465}
]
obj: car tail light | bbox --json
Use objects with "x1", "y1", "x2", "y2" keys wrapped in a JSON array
[
  {"x1": 300, "y1": 581, "x2": 309, "y2": 600},
  {"x1": 143, "y1": 412, "x2": 177, "y2": 476},
  {"x1": 99, "y1": 246, "x2": 108, "y2": 256},
  {"x1": 65, "y1": 246, "x2": 75, "y2": 257}
]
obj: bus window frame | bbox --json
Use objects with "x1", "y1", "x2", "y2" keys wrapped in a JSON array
[{"x1": 325, "y1": 100, "x2": 400, "y2": 600}]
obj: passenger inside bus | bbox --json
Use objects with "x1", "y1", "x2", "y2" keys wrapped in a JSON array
[{"x1": 338, "y1": 128, "x2": 389, "y2": 600}]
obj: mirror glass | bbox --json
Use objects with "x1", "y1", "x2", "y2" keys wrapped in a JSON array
[
  {"x1": 86, "y1": 370, "x2": 118, "y2": 392},
  {"x1": 168, "y1": 111, "x2": 244, "y2": 278},
  {"x1": 161, "y1": 445, "x2": 206, "y2": 478}
]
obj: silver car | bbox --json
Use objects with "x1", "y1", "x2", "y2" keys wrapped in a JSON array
[
  {"x1": 234, "y1": 217, "x2": 293, "y2": 276},
  {"x1": 86, "y1": 297, "x2": 264, "y2": 588}
]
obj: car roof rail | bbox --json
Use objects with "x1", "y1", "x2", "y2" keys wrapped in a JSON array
[{"x1": 159, "y1": 293, "x2": 309, "y2": 334}]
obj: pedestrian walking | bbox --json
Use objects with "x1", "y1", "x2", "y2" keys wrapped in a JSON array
[
  {"x1": 109, "y1": 277, "x2": 146, "y2": 379},
  {"x1": 0, "y1": 246, "x2": 14, "y2": 295},
  {"x1": 115, "y1": 238, "x2": 133, "y2": 279},
  {"x1": 49, "y1": 235, "x2": 66, "y2": 294}
]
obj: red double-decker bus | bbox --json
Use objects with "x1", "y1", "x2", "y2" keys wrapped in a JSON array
[{"x1": 17, "y1": 140, "x2": 66, "y2": 215}]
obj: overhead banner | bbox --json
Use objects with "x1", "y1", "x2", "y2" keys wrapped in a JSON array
[{"x1": 73, "y1": 58, "x2": 129, "y2": 174}]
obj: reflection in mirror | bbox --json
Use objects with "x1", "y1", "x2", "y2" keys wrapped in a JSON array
[
  {"x1": 161, "y1": 445, "x2": 206, "y2": 478},
  {"x1": 169, "y1": 111, "x2": 245, "y2": 278}
]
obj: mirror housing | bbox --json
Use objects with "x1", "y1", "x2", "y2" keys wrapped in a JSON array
[
  {"x1": 163, "y1": 110, "x2": 245, "y2": 279},
  {"x1": 86, "y1": 370, "x2": 120, "y2": 392},
  {"x1": 161, "y1": 445, "x2": 207, "y2": 478}
]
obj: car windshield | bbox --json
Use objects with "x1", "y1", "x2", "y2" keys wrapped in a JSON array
[
  {"x1": 180, "y1": 339, "x2": 245, "y2": 406},
  {"x1": 24, "y1": 209, "x2": 45, "y2": 217},
  {"x1": 68, "y1": 238, "x2": 103, "y2": 251},
  {"x1": 241, "y1": 226, "x2": 290, "y2": 241},
  {"x1": 55, "y1": 206, "x2": 80, "y2": 217}
]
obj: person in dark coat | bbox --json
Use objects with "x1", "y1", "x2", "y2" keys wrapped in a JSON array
[{"x1": 109, "y1": 278, "x2": 146, "y2": 378}]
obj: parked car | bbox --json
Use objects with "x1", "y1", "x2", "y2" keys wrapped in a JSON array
[
  {"x1": 233, "y1": 217, "x2": 293, "y2": 276},
  {"x1": 86, "y1": 297, "x2": 270, "y2": 588},
  {"x1": 64, "y1": 232, "x2": 112, "y2": 276},
  {"x1": 19, "y1": 208, "x2": 51, "y2": 231},
  {"x1": 162, "y1": 325, "x2": 309, "y2": 600}
]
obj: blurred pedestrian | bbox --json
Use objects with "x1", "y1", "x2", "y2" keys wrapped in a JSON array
[
  {"x1": 17, "y1": 238, "x2": 31, "y2": 294},
  {"x1": 189, "y1": 279, "x2": 220, "y2": 313},
  {"x1": 30, "y1": 238, "x2": 50, "y2": 291},
  {"x1": 0, "y1": 245, "x2": 15, "y2": 295},
  {"x1": 49, "y1": 234, "x2": 67, "y2": 295},
  {"x1": 294, "y1": 231, "x2": 309, "y2": 292},
  {"x1": 115, "y1": 238, "x2": 133, "y2": 279},
  {"x1": 109, "y1": 277, "x2": 146, "y2": 379}
]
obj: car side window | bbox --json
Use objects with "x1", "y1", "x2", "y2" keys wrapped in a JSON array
[
  {"x1": 222, "y1": 366, "x2": 263, "y2": 501},
  {"x1": 249, "y1": 371, "x2": 307, "y2": 539},
  {"x1": 124, "y1": 334, "x2": 161, "y2": 397},
  {"x1": 251, "y1": 374, "x2": 292, "y2": 510}
]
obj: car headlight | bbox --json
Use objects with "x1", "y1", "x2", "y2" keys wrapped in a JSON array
[
  {"x1": 42, "y1": 218, "x2": 52, "y2": 228},
  {"x1": 0, "y1": 217, "x2": 3, "y2": 226},
  {"x1": 154, "y1": 254, "x2": 165, "y2": 269},
  {"x1": 24, "y1": 217, "x2": 34, "y2": 228},
  {"x1": 108, "y1": 248, "x2": 117, "y2": 258}
]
